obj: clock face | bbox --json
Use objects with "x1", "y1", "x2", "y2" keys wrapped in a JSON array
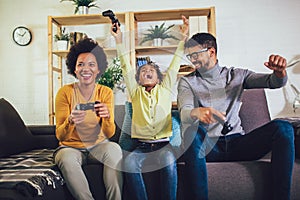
[{"x1": 12, "y1": 26, "x2": 32, "y2": 46}]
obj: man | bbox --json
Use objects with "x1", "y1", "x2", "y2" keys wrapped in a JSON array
[{"x1": 177, "y1": 32, "x2": 294, "y2": 200}]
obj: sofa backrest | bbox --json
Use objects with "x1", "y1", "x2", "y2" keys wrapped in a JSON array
[
  {"x1": 0, "y1": 98, "x2": 35, "y2": 157},
  {"x1": 114, "y1": 104, "x2": 126, "y2": 134},
  {"x1": 239, "y1": 89, "x2": 271, "y2": 133}
]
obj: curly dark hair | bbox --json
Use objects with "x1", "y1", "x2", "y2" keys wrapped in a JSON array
[
  {"x1": 66, "y1": 37, "x2": 108, "y2": 79},
  {"x1": 184, "y1": 33, "x2": 217, "y2": 55},
  {"x1": 135, "y1": 61, "x2": 163, "y2": 84}
]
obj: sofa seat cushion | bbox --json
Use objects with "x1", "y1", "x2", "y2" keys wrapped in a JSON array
[
  {"x1": 0, "y1": 98, "x2": 35, "y2": 157},
  {"x1": 0, "y1": 148, "x2": 64, "y2": 198},
  {"x1": 207, "y1": 161, "x2": 272, "y2": 200}
]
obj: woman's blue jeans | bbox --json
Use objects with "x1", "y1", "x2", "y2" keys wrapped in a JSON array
[
  {"x1": 183, "y1": 119, "x2": 295, "y2": 200},
  {"x1": 123, "y1": 142, "x2": 177, "y2": 200}
]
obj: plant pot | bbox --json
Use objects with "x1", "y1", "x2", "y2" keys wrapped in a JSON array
[
  {"x1": 56, "y1": 40, "x2": 68, "y2": 51},
  {"x1": 153, "y1": 38, "x2": 163, "y2": 46},
  {"x1": 78, "y1": 6, "x2": 89, "y2": 15}
]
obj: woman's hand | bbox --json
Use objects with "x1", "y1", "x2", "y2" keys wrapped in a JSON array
[
  {"x1": 69, "y1": 109, "x2": 86, "y2": 124},
  {"x1": 94, "y1": 102, "x2": 110, "y2": 119}
]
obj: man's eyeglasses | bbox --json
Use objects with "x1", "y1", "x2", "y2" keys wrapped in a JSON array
[{"x1": 186, "y1": 48, "x2": 208, "y2": 60}]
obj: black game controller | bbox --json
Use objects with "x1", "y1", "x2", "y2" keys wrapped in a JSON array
[
  {"x1": 221, "y1": 121, "x2": 233, "y2": 135},
  {"x1": 213, "y1": 114, "x2": 233, "y2": 135},
  {"x1": 102, "y1": 9, "x2": 120, "y2": 33},
  {"x1": 75, "y1": 102, "x2": 95, "y2": 111}
]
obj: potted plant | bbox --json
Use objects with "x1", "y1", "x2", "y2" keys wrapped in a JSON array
[
  {"x1": 60, "y1": 0, "x2": 99, "y2": 14},
  {"x1": 139, "y1": 22, "x2": 179, "y2": 46},
  {"x1": 54, "y1": 28, "x2": 70, "y2": 50},
  {"x1": 97, "y1": 57, "x2": 125, "y2": 91}
]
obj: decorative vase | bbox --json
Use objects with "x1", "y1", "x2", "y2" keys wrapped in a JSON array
[
  {"x1": 56, "y1": 40, "x2": 68, "y2": 51},
  {"x1": 78, "y1": 6, "x2": 89, "y2": 15},
  {"x1": 153, "y1": 38, "x2": 163, "y2": 46}
]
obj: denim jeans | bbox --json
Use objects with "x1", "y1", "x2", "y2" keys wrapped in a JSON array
[
  {"x1": 183, "y1": 119, "x2": 295, "y2": 200},
  {"x1": 123, "y1": 142, "x2": 177, "y2": 200}
]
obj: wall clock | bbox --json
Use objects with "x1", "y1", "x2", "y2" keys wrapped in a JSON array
[{"x1": 12, "y1": 26, "x2": 32, "y2": 46}]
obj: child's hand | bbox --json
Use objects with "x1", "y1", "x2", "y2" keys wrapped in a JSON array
[
  {"x1": 180, "y1": 15, "x2": 189, "y2": 41},
  {"x1": 111, "y1": 23, "x2": 122, "y2": 44}
]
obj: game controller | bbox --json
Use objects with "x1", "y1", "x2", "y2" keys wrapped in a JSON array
[
  {"x1": 75, "y1": 102, "x2": 95, "y2": 111},
  {"x1": 213, "y1": 114, "x2": 233, "y2": 135},
  {"x1": 102, "y1": 9, "x2": 120, "y2": 33},
  {"x1": 75, "y1": 101, "x2": 100, "y2": 111},
  {"x1": 192, "y1": 112, "x2": 233, "y2": 135},
  {"x1": 221, "y1": 121, "x2": 233, "y2": 135}
]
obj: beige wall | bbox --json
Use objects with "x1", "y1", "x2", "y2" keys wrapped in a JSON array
[{"x1": 0, "y1": 0, "x2": 300, "y2": 124}]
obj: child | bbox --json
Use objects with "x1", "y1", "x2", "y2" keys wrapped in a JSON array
[{"x1": 112, "y1": 16, "x2": 188, "y2": 200}]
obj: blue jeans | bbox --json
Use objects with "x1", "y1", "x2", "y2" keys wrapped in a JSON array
[
  {"x1": 123, "y1": 142, "x2": 177, "y2": 200},
  {"x1": 183, "y1": 119, "x2": 295, "y2": 200}
]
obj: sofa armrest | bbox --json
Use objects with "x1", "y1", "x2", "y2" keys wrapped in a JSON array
[{"x1": 27, "y1": 125, "x2": 58, "y2": 149}]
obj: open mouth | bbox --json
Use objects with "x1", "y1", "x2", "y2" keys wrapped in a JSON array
[
  {"x1": 80, "y1": 72, "x2": 93, "y2": 79},
  {"x1": 145, "y1": 74, "x2": 153, "y2": 79}
]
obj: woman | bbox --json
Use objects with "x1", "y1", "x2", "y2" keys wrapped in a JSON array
[{"x1": 54, "y1": 38, "x2": 123, "y2": 200}]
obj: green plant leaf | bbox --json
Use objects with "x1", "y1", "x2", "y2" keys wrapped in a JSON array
[
  {"x1": 60, "y1": 0, "x2": 99, "y2": 13},
  {"x1": 97, "y1": 57, "x2": 124, "y2": 90},
  {"x1": 54, "y1": 28, "x2": 70, "y2": 41},
  {"x1": 140, "y1": 22, "x2": 178, "y2": 45}
]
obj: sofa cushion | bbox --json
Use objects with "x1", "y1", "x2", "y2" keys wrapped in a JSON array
[{"x1": 0, "y1": 98, "x2": 35, "y2": 157}]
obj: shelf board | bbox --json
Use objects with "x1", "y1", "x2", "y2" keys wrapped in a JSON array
[
  {"x1": 52, "y1": 48, "x2": 116, "y2": 58},
  {"x1": 52, "y1": 50, "x2": 68, "y2": 57},
  {"x1": 134, "y1": 8, "x2": 212, "y2": 22},
  {"x1": 135, "y1": 45, "x2": 178, "y2": 54},
  {"x1": 50, "y1": 13, "x2": 126, "y2": 26},
  {"x1": 52, "y1": 66, "x2": 62, "y2": 73}
]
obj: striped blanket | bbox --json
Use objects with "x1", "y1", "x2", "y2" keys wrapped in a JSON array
[{"x1": 0, "y1": 149, "x2": 64, "y2": 197}]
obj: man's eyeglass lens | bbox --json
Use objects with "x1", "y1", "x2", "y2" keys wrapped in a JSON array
[{"x1": 186, "y1": 48, "x2": 208, "y2": 60}]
